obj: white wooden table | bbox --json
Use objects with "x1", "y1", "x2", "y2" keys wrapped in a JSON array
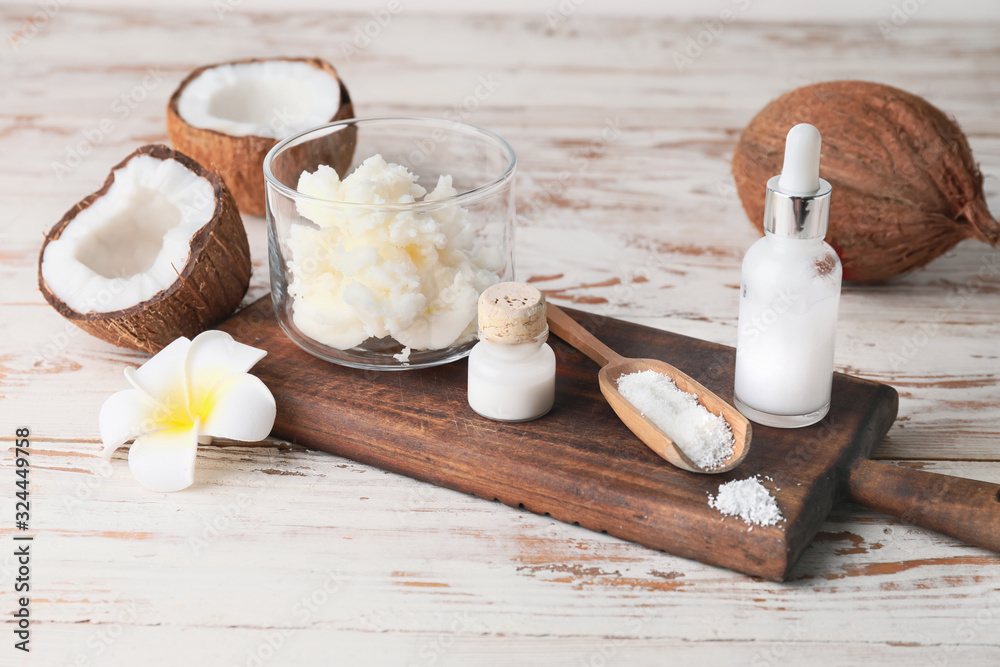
[{"x1": 2, "y1": 5, "x2": 999, "y2": 665}]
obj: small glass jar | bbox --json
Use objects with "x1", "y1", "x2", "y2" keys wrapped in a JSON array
[
  {"x1": 263, "y1": 117, "x2": 516, "y2": 370},
  {"x1": 468, "y1": 283, "x2": 556, "y2": 422}
]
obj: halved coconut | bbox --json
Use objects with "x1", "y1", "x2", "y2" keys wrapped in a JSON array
[
  {"x1": 38, "y1": 144, "x2": 251, "y2": 353},
  {"x1": 167, "y1": 57, "x2": 354, "y2": 217}
]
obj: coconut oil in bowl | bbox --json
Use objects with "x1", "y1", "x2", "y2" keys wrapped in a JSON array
[{"x1": 263, "y1": 116, "x2": 516, "y2": 370}]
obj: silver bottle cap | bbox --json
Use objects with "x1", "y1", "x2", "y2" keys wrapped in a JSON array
[{"x1": 763, "y1": 175, "x2": 832, "y2": 239}]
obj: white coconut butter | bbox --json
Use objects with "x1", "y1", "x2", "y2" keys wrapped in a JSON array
[{"x1": 285, "y1": 155, "x2": 501, "y2": 351}]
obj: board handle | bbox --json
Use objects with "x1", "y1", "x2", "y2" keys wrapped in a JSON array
[
  {"x1": 546, "y1": 304, "x2": 622, "y2": 368},
  {"x1": 847, "y1": 459, "x2": 1000, "y2": 552}
]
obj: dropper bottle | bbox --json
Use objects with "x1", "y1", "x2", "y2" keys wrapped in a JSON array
[{"x1": 734, "y1": 123, "x2": 842, "y2": 428}]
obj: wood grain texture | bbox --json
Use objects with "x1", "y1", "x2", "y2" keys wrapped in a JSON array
[
  {"x1": 847, "y1": 459, "x2": 1000, "y2": 554},
  {"x1": 218, "y1": 298, "x2": 898, "y2": 581},
  {"x1": 1, "y1": 5, "x2": 999, "y2": 665},
  {"x1": 546, "y1": 303, "x2": 752, "y2": 472}
]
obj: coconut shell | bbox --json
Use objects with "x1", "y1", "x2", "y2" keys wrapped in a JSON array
[
  {"x1": 166, "y1": 57, "x2": 355, "y2": 217},
  {"x1": 266, "y1": 120, "x2": 358, "y2": 195},
  {"x1": 38, "y1": 144, "x2": 252, "y2": 354},
  {"x1": 732, "y1": 80, "x2": 999, "y2": 283}
]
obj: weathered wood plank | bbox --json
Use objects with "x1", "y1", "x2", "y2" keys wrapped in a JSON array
[{"x1": 1, "y1": 5, "x2": 999, "y2": 663}]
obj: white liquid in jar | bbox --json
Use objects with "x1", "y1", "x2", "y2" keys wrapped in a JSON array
[{"x1": 468, "y1": 339, "x2": 555, "y2": 422}]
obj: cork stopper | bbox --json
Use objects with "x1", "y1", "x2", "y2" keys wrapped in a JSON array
[{"x1": 478, "y1": 282, "x2": 548, "y2": 344}]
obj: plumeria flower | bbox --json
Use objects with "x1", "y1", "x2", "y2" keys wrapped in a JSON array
[{"x1": 100, "y1": 330, "x2": 276, "y2": 492}]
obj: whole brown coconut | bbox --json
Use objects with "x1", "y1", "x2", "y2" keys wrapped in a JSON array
[
  {"x1": 38, "y1": 144, "x2": 251, "y2": 353},
  {"x1": 167, "y1": 57, "x2": 354, "y2": 217},
  {"x1": 732, "y1": 80, "x2": 999, "y2": 283}
]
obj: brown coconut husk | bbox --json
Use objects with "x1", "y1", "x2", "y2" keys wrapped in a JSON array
[
  {"x1": 38, "y1": 144, "x2": 251, "y2": 353},
  {"x1": 167, "y1": 57, "x2": 355, "y2": 218},
  {"x1": 732, "y1": 80, "x2": 999, "y2": 283}
]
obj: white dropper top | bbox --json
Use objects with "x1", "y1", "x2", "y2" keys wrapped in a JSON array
[
  {"x1": 777, "y1": 123, "x2": 821, "y2": 194},
  {"x1": 763, "y1": 122, "x2": 831, "y2": 239}
]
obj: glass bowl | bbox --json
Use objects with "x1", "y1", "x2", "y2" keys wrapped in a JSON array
[{"x1": 263, "y1": 116, "x2": 516, "y2": 370}]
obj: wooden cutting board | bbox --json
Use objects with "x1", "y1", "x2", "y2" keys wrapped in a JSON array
[{"x1": 218, "y1": 297, "x2": 1000, "y2": 581}]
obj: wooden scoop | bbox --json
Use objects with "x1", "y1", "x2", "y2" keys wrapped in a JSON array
[{"x1": 547, "y1": 304, "x2": 751, "y2": 473}]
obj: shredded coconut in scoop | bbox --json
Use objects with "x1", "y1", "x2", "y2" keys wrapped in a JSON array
[
  {"x1": 616, "y1": 370, "x2": 735, "y2": 470},
  {"x1": 708, "y1": 476, "x2": 784, "y2": 530}
]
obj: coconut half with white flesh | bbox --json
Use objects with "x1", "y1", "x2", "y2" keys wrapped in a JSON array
[
  {"x1": 38, "y1": 144, "x2": 251, "y2": 353},
  {"x1": 167, "y1": 57, "x2": 354, "y2": 217}
]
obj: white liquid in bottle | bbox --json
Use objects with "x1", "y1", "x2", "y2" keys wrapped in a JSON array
[{"x1": 734, "y1": 124, "x2": 842, "y2": 428}]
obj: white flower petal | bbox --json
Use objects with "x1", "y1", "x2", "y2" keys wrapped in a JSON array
[
  {"x1": 200, "y1": 374, "x2": 276, "y2": 442},
  {"x1": 98, "y1": 389, "x2": 170, "y2": 459},
  {"x1": 127, "y1": 421, "x2": 200, "y2": 493},
  {"x1": 185, "y1": 330, "x2": 267, "y2": 410},
  {"x1": 125, "y1": 336, "x2": 192, "y2": 421}
]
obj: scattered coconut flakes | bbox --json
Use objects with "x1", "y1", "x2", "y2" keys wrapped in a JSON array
[
  {"x1": 708, "y1": 476, "x2": 784, "y2": 530},
  {"x1": 616, "y1": 369, "x2": 734, "y2": 470}
]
